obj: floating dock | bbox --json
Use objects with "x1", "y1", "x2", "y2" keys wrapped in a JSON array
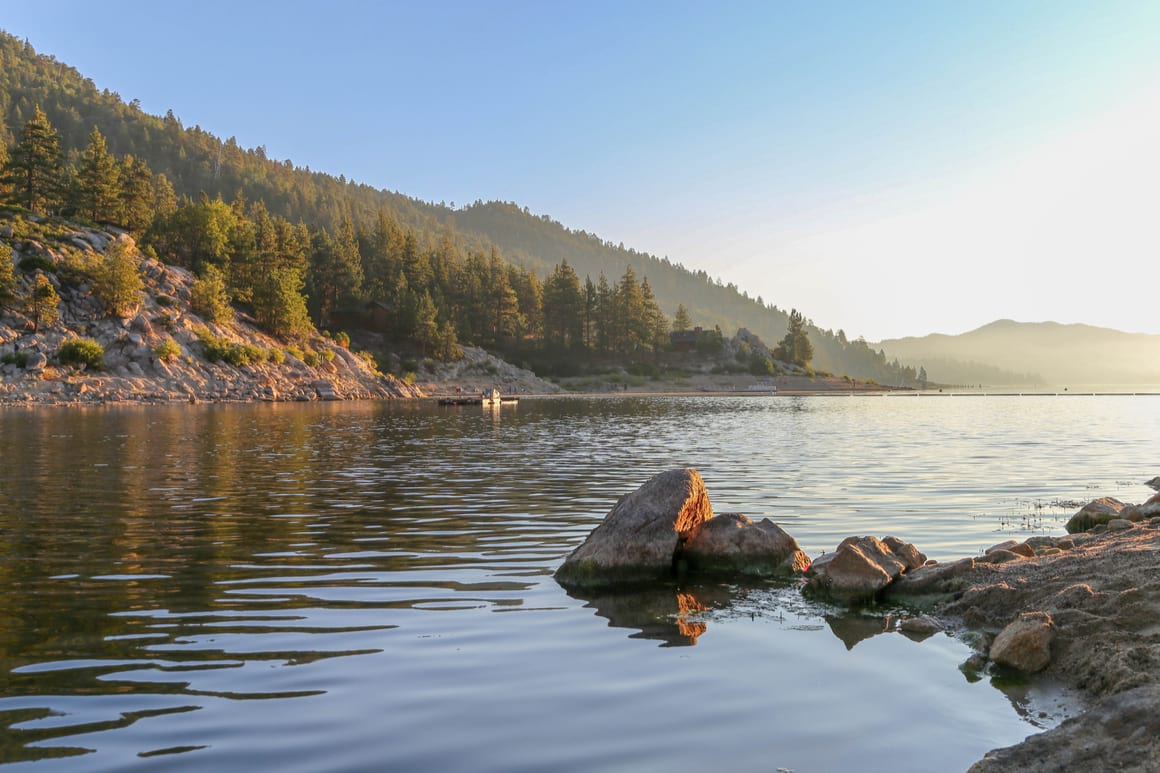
[{"x1": 437, "y1": 396, "x2": 520, "y2": 406}]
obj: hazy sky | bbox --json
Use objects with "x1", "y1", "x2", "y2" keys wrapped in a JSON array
[{"x1": 3, "y1": 1, "x2": 1158, "y2": 340}]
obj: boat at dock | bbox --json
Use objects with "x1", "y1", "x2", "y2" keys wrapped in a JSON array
[{"x1": 438, "y1": 387, "x2": 519, "y2": 406}]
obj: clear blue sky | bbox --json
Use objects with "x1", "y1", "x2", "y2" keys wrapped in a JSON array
[{"x1": 3, "y1": 1, "x2": 1159, "y2": 340}]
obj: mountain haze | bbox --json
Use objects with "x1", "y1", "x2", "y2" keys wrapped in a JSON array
[{"x1": 879, "y1": 320, "x2": 1160, "y2": 386}]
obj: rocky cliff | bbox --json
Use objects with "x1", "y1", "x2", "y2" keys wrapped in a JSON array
[{"x1": 0, "y1": 215, "x2": 422, "y2": 404}]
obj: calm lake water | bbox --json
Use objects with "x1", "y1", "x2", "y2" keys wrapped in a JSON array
[{"x1": 2, "y1": 394, "x2": 1158, "y2": 772}]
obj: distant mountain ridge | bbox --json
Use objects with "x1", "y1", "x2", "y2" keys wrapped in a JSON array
[{"x1": 878, "y1": 320, "x2": 1160, "y2": 386}]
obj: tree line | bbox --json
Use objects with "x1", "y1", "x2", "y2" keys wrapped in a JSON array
[
  {"x1": 0, "y1": 32, "x2": 946, "y2": 384},
  {"x1": 0, "y1": 105, "x2": 694, "y2": 363}
]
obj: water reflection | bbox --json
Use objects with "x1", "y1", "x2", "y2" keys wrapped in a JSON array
[
  {"x1": 563, "y1": 584, "x2": 734, "y2": 647},
  {"x1": 1, "y1": 397, "x2": 1148, "y2": 770},
  {"x1": 825, "y1": 613, "x2": 896, "y2": 650}
]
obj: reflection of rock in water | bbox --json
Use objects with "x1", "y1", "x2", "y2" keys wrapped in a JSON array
[
  {"x1": 675, "y1": 592, "x2": 708, "y2": 643},
  {"x1": 825, "y1": 614, "x2": 893, "y2": 650},
  {"x1": 567, "y1": 585, "x2": 731, "y2": 647}
]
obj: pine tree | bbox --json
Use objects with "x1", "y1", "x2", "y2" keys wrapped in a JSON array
[
  {"x1": 583, "y1": 275, "x2": 597, "y2": 349},
  {"x1": 773, "y1": 309, "x2": 814, "y2": 368},
  {"x1": 414, "y1": 290, "x2": 439, "y2": 355},
  {"x1": 116, "y1": 155, "x2": 156, "y2": 233},
  {"x1": 2, "y1": 106, "x2": 63, "y2": 214},
  {"x1": 595, "y1": 272, "x2": 612, "y2": 352},
  {"x1": 0, "y1": 124, "x2": 9, "y2": 199},
  {"x1": 75, "y1": 126, "x2": 119, "y2": 221},
  {"x1": 0, "y1": 243, "x2": 16, "y2": 303},
  {"x1": 614, "y1": 266, "x2": 645, "y2": 352},
  {"x1": 90, "y1": 237, "x2": 144, "y2": 317},
  {"x1": 673, "y1": 304, "x2": 692, "y2": 332},
  {"x1": 639, "y1": 277, "x2": 668, "y2": 351},
  {"x1": 542, "y1": 260, "x2": 584, "y2": 348},
  {"x1": 253, "y1": 266, "x2": 313, "y2": 339},
  {"x1": 308, "y1": 219, "x2": 364, "y2": 325},
  {"x1": 25, "y1": 273, "x2": 60, "y2": 332},
  {"x1": 190, "y1": 264, "x2": 233, "y2": 322}
]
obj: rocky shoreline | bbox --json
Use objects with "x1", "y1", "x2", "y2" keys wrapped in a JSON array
[
  {"x1": 909, "y1": 522, "x2": 1160, "y2": 772},
  {"x1": 557, "y1": 469, "x2": 1160, "y2": 772},
  {"x1": 1, "y1": 223, "x2": 422, "y2": 405}
]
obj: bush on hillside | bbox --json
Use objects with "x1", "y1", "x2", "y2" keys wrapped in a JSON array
[{"x1": 58, "y1": 338, "x2": 104, "y2": 369}]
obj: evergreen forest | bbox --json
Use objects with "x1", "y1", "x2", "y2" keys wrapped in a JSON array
[{"x1": 0, "y1": 30, "x2": 925, "y2": 385}]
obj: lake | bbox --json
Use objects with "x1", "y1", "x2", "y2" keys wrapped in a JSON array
[{"x1": 1, "y1": 394, "x2": 1158, "y2": 771}]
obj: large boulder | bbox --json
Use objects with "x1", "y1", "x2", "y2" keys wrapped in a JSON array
[
  {"x1": 1066, "y1": 497, "x2": 1127, "y2": 533},
  {"x1": 990, "y1": 611, "x2": 1054, "y2": 673},
  {"x1": 682, "y1": 513, "x2": 809, "y2": 576},
  {"x1": 805, "y1": 535, "x2": 927, "y2": 604},
  {"x1": 555, "y1": 469, "x2": 714, "y2": 589}
]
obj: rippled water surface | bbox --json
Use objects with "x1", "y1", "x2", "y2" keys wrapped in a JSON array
[{"x1": 2, "y1": 395, "x2": 1158, "y2": 771}]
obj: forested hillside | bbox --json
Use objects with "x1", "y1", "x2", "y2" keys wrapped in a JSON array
[{"x1": 0, "y1": 30, "x2": 921, "y2": 385}]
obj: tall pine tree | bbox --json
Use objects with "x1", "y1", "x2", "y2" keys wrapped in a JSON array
[
  {"x1": 75, "y1": 126, "x2": 119, "y2": 221},
  {"x1": 2, "y1": 106, "x2": 63, "y2": 214}
]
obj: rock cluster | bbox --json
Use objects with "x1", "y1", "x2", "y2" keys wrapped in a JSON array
[
  {"x1": 554, "y1": 468, "x2": 809, "y2": 589},
  {"x1": 556, "y1": 475, "x2": 1160, "y2": 771},
  {"x1": 804, "y1": 534, "x2": 927, "y2": 604}
]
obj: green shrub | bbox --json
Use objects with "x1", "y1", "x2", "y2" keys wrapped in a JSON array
[
  {"x1": 18, "y1": 255, "x2": 55, "y2": 273},
  {"x1": 197, "y1": 330, "x2": 263, "y2": 367},
  {"x1": 1, "y1": 351, "x2": 29, "y2": 367},
  {"x1": 749, "y1": 355, "x2": 775, "y2": 376},
  {"x1": 154, "y1": 338, "x2": 181, "y2": 362},
  {"x1": 303, "y1": 351, "x2": 321, "y2": 367},
  {"x1": 59, "y1": 338, "x2": 104, "y2": 369},
  {"x1": 402, "y1": 357, "x2": 418, "y2": 373},
  {"x1": 285, "y1": 346, "x2": 304, "y2": 361},
  {"x1": 190, "y1": 265, "x2": 232, "y2": 323},
  {"x1": 627, "y1": 361, "x2": 660, "y2": 379},
  {"x1": 334, "y1": 331, "x2": 350, "y2": 349},
  {"x1": 266, "y1": 347, "x2": 285, "y2": 364},
  {"x1": 321, "y1": 348, "x2": 335, "y2": 363},
  {"x1": 156, "y1": 295, "x2": 175, "y2": 307}
]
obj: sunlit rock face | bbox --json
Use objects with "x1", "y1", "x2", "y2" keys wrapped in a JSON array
[
  {"x1": 555, "y1": 468, "x2": 714, "y2": 589},
  {"x1": 682, "y1": 513, "x2": 810, "y2": 576},
  {"x1": 555, "y1": 469, "x2": 809, "y2": 590},
  {"x1": 805, "y1": 535, "x2": 927, "y2": 604}
]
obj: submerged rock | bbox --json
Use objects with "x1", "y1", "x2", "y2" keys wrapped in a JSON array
[{"x1": 805, "y1": 535, "x2": 926, "y2": 604}]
